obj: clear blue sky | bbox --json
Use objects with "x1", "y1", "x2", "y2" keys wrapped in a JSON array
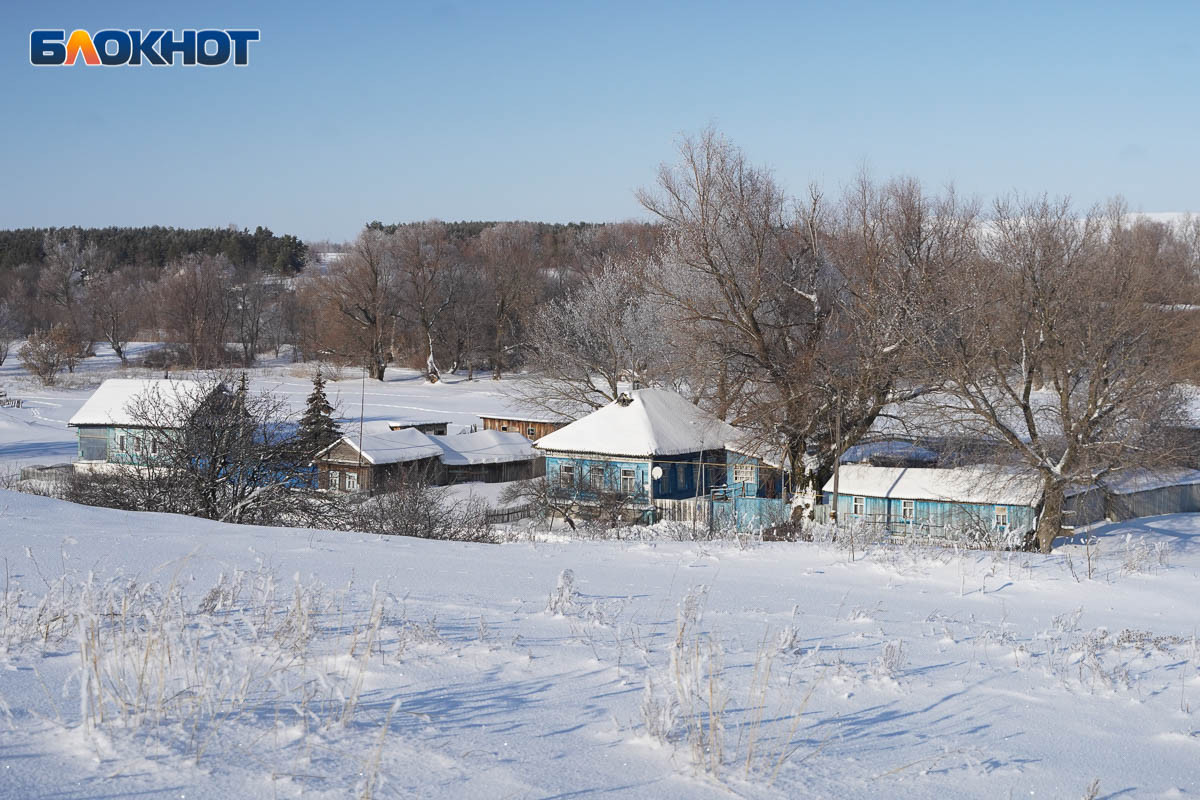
[{"x1": 3, "y1": 0, "x2": 1198, "y2": 241}]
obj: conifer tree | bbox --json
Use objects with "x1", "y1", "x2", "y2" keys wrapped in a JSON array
[{"x1": 298, "y1": 369, "x2": 341, "y2": 455}]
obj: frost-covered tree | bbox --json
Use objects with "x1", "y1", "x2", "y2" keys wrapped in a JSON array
[{"x1": 519, "y1": 258, "x2": 675, "y2": 416}]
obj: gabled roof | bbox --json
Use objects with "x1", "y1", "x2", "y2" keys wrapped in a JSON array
[
  {"x1": 68, "y1": 379, "x2": 204, "y2": 428},
  {"x1": 433, "y1": 430, "x2": 537, "y2": 465},
  {"x1": 316, "y1": 428, "x2": 443, "y2": 466},
  {"x1": 534, "y1": 388, "x2": 736, "y2": 458},
  {"x1": 823, "y1": 464, "x2": 1045, "y2": 507}
]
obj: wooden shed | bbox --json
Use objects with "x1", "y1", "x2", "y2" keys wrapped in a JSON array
[
  {"x1": 431, "y1": 430, "x2": 544, "y2": 484},
  {"x1": 312, "y1": 429, "x2": 443, "y2": 494}
]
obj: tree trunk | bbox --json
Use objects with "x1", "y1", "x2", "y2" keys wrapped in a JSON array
[
  {"x1": 1035, "y1": 478, "x2": 1065, "y2": 553},
  {"x1": 491, "y1": 327, "x2": 504, "y2": 379}
]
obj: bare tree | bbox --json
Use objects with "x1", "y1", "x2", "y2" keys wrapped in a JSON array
[
  {"x1": 519, "y1": 258, "x2": 674, "y2": 416},
  {"x1": 88, "y1": 268, "x2": 144, "y2": 364},
  {"x1": 913, "y1": 197, "x2": 1190, "y2": 551},
  {"x1": 17, "y1": 325, "x2": 72, "y2": 385},
  {"x1": 232, "y1": 272, "x2": 271, "y2": 365},
  {"x1": 37, "y1": 231, "x2": 98, "y2": 361},
  {"x1": 0, "y1": 302, "x2": 15, "y2": 367},
  {"x1": 156, "y1": 255, "x2": 235, "y2": 368},
  {"x1": 476, "y1": 222, "x2": 541, "y2": 379},
  {"x1": 309, "y1": 229, "x2": 400, "y2": 380},
  {"x1": 390, "y1": 223, "x2": 457, "y2": 382}
]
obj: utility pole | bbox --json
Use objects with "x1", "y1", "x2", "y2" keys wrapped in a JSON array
[{"x1": 831, "y1": 392, "x2": 841, "y2": 526}]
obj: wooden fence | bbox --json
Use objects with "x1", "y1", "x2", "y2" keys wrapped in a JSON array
[
  {"x1": 484, "y1": 504, "x2": 534, "y2": 524},
  {"x1": 653, "y1": 497, "x2": 712, "y2": 527}
]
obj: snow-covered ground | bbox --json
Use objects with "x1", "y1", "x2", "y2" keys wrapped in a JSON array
[
  {"x1": 3, "y1": 347, "x2": 1200, "y2": 797},
  {"x1": 1, "y1": 490, "x2": 1199, "y2": 798}
]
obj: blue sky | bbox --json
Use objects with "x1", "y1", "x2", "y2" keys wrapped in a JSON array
[{"x1": 3, "y1": 0, "x2": 1198, "y2": 241}]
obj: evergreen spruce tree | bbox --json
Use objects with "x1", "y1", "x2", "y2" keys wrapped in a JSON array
[{"x1": 298, "y1": 369, "x2": 341, "y2": 456}]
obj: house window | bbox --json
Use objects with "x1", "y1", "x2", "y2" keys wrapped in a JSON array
[
  {"x1": 901, "y1": 499, "x2": 915, "y2": 521},
  {"x1": 621, "y1": 468, "x2": 637, "y2": 495},
  {"x1": 345, "y1": 472, "x2": 359, "y2": 492},
  {"x1": 559, "y1": 463, "x2": 575, "y2": 488},
  {"x1": 119, "y1": 434, "x2": 127, "y2": 453},
  {"x1": 852, "y1": 496, "x2": 865, "y2": 516},
  {"x1": 589, "y1": 467, "x2": 605, "y2": 491},
  {"x1": 79, "y1": 431, "x2": 107, "y2": 461},
  {"x1": 329, "y1": 470, "x2": 340, "y2": 491},
  {"x1": 527, "y1": 426, "x2": 536, "y2": 438},
  {"x1": 501, "y1": 425, "x2": 509, "y2": 431},
  {"x1": 995, "y1": 506, "x2": 1008, "y2": 532},
  {"x1": 732, "y1": 463, "x2": 756, "y2": 484},
  {"x1": 151, "y1": 439, "x2": 158, "y2": 455}
]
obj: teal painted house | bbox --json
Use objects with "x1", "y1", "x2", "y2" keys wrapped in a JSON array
[
  {"x1": 68, "y1": 379, "x2": 206, "y2": 469},
  {"x1": 820, "y1": 464, "x2": 1104, "y2": 541},
  {"x1": 534, "y1": 388, "x2": 733, "y2": 508}
]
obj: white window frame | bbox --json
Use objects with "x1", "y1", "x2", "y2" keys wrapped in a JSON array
[
  {"x1": 119, "y1": 434, "x2": 127, "y2": 453},
  {"x1": 852, "y1": 496, "x2": 865, "y2": 516},
  {"x1": 329, "y1": 470, "x2": 340, "y2": 491},
  {"x1": 995, "y1": 505, "x2": 1008, "y2": 531},
  {"x1": 901, "y1": 499, "x2": 915, "y2": 520},
  {"x1": 588, "y1": 467, "x2": 605, "y2": 491},
  {"x1": 732, "y1": 463, "x2": 756, "y2": 484},
  {"x1": 621, "y1": 468, "x2": 637, "y2": 495},
  {"x1": 345, "y1": 471, "x2": 359, "y2": 492},
  {"x1": 527, "y1": 426, "x2": 536, "y2": 437},
  {"x1": 559, "y1": 463, "x2": 575, "y2": 488}
]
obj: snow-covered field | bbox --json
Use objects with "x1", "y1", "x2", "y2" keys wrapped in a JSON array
[
  {"x1": 3, "y1": 348, "x2": 1200, "y2": 797},
  {"x1": 0, "y1": 490, "x2": 1198, "y2": 798}
]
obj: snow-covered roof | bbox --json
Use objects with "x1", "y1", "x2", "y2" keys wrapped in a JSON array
[
  {"x1": 822, "y1": 464, "x2": 1045, "y2": 507},
  {"x1": 67, "y1": 379, "x2": 205, "y2": 428},
  {"x1": 534, "y1": 388, "x2": 736, "y2": 458},
  {"x1": 433, "y1": 430, "x2": 537, "y2": 465},
  {"x1": 318, "y1": 428, "x2": 444, "y2": 466},
  {"x1": 841, "y1": 440, "x2": 939, "y2": 465},
  {"x1": 1102, "y1": 467, "x2": 1200, "y2": 495},
  {"x1": 386, "y1": 419, "x2": 451, "y2": 429}
]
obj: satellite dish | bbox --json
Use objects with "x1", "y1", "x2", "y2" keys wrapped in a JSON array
[{"x1": 651, "y1": 466, "x2": 663, "y2": 480}]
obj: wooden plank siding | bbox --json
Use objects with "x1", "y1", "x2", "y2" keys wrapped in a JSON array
[{"x1": 480, "y1": 417, "x2": 566, "y2": 440}]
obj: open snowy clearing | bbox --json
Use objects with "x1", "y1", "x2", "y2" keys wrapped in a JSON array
[{"x1": 0, "y1": 490, "x2": 1198, "y2": 798}]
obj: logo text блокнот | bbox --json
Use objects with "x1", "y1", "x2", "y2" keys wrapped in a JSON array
[{"x1": 30, "y1": 29, "x2": 260, "y2": 67}]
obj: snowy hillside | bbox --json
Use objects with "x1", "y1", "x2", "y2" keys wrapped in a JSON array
[{"x1": 1, "y1": 490, "x2": 1198, "y2": 798}]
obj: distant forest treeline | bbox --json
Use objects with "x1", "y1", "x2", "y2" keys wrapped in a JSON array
[{"x1": 0, "y1": 225, "x2": 308, "y2": 273}]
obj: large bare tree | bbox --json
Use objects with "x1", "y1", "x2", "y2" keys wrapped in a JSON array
[
  {"x1": 309, "y1": 229, "x2": 401, "y2": 380},
  {"x1": 913, "y1": 198, "x2": 1191, "y2": 551},
  {"x1": 639, "y1": 130, "x2": 958, "y2": 496}
]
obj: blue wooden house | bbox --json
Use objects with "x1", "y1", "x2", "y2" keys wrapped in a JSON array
[
  {"x1": 820, "y1": 464, "x2": 1104, "y2": 541},
  {"x1": 533, "y1": 388, "x2": 734, "y2": 508},
  {"x1": 68, "y1": 379, "x2": 210, "y2": 470}
]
